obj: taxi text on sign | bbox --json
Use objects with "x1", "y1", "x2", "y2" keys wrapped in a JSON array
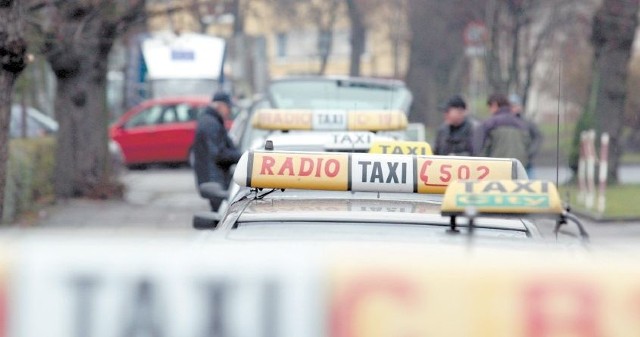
[
  {"x1": 441, "y1": 180, "x2": 563, "y2": 215},
  {"x1": 238, "y1": 151, "x2": 518, "y2": 194},
  {"x1": 369, "y1": 140, "x2": 433, "y2": 156}
]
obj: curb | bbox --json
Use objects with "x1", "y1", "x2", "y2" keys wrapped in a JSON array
[{"x1": 571, "y1": 209, "x2": 640, "y2": 224}]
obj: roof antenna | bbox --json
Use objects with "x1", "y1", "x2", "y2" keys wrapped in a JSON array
[{"x1": 556, "y1": 59, "x2": 562, "y2": 187}]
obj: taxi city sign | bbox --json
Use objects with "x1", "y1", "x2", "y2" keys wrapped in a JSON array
[
  {"x1": 233, "y1": 151, "x2": 526, "y2": 194},
  {"x1": 369, "y1": 140, "x2": 433, "y2": 156},
  {"x1": 441, "y1": 180, "x2": 563, "y2": 216},
  {"x1": 251, "y1": 109, "x2": 408, "y2": 131}
]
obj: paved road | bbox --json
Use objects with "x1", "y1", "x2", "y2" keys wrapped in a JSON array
[{"x1": 31, "y1": 166, "x2": 208, "y2": 232}]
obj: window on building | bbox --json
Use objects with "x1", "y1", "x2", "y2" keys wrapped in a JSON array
[{"x1": 276, "y1": 33, "x2": 288, "y2": 58}]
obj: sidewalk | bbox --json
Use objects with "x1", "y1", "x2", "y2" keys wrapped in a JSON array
[{"x1": 31, "y1": 167, "x2": 208, "y2": 232}]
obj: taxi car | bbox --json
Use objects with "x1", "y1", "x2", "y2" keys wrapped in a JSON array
[
  {"x1": 211, "y1": 109, "x2": 433, "y2": 212},
  {"x1": 109, "y1": 96, "x2": 232, "y2": 167},
  {"x1": 234, "y1": 76, "x2": 423, "y2": 153},
  {"x1": 193, "y1": 150, "x2": 574, "y2": 244}
]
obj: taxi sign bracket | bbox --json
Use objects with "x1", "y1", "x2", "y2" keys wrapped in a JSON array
[{"x1": 554, "y1": 211, "x2": 590, "y2": 242}]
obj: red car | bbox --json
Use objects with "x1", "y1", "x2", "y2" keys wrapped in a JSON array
[{"x1": 110, "y1": 97, "x2": 231, "y2": 166}]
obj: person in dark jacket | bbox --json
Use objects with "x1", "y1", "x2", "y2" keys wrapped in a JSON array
[
  {"x1": 434, "y1": 95, "x2": 482, "y2": 156},
  {"x1": 509, "y1": 94, "x2": 542, "y2": 177},
  {"x1": 193, "y1": 92, "x2": 241, "y2": 210},
  {"x1": 482, "y1": 93, "x2": 531, "y2": 167}
]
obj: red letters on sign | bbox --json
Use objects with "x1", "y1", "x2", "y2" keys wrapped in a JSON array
[
  {"x1": 330, "y1": 275, "x2": 418, "y2": 337},
  {"x1": 299, "y1": 158, "x2": 314, "y2": 176},
  {"x1": 260, "y1": 156, "x2": 276, "y2": 175},
  {"x1": 524, "y1": 282, "x2": 600, "y2": 337},
  {"x1": 278, "y1": 158, "x2": 295, "y2": 176},
  {"x1": 419, "y1": 161, "x2": 493, "y2": 186},
  {"x1": 325, "y1": 159, "x2": 340, "y2": 178},
  {"x1": 258, "y1": 155, "x2": 342, "y2": 178},
  {"x1": 439, "y1": 165, "x2": 452, "y2": 183}
]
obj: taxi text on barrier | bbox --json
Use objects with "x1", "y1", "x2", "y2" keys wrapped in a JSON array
[
  {"x1": 441, "y1": 180, "x2": 564, "y2": 215},
  {"x1": 251, "y1": 109, "x2": 408, "y2": 131},
  {"x1": 234, "y1": 151, "x2": 524, "y2": 194},
  {"x1": 369, "y1": 140, "x2": 433, "y2": 156}
]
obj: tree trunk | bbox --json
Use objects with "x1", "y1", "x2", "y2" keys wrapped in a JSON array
[
  {"x1": 47, "y1": 22, "x2": 115, "y2": 198},
  {"x1": 346, "y1": 0, "x2": 365, "y2": 77},
  {"x1": 0, "y1": 0, "x2": 27, "y2": 221},
  {"x1": 590, "y1": 0, "x2": 639, "y2": 183}
]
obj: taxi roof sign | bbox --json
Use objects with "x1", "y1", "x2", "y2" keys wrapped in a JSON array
[
  {"x1": 233, "y1": 151, "x2": 528, "y2": 194},
  {"x1": 441, "y1": 180, "x2": 563, "y2": 216},
  {"x1": 369, "y1": 140, "x2": 433, "y2": 156},
  {"x1": 251, "y1": 109, "x2": 408, "y2": 131}
]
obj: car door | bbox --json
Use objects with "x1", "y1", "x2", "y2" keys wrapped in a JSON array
[
  {"x1": 151, "y1": 103, "x2": 200, "y2": 162},
  {"x1": 112, "y1": 105, "x2": 163, "y2": 164}
]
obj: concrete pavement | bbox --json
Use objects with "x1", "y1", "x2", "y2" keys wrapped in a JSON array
[{"x1": 32, "y1": 166, "x2": 208, "y2": 232}]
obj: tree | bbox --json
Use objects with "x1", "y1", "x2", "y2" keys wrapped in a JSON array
[
  {"x1": 588, "y1": 0, "x2": 639, "y2": 183},
  {"x1": 0, "y1": 0, "x2": 28, "y2": 220},
  {"x1": 345, "y1": 0, "x2": 365, "y2": 76},
  {"x1": 405, "y1": 0, "x2": 484, "y2": 125},
  {"x1": 28, "y1": 0, "x2": 147, "y2": 198},
  {"x1": 484, "y1": 0, "x2": 584, "y2": 108}
]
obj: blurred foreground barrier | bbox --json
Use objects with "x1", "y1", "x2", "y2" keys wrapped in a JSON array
[
  {"x1": 2, "y1": 137, "x2": 55, "y2": 223},
  {"x1": 1, "y1": 238, "x2": 640, "y2": 337}
]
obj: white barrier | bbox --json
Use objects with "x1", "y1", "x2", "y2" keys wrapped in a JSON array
[
  {"x1": 577, "y1": 129, "x2": 609, "y2": 214},
  {"x1": 598, "y1": 133, "x2": 610, "y2": 213}
]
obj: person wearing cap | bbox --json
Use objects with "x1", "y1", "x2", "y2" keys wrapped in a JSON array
[
  {"x1": 193, "y1": 92, "x2": 241, "y2": 210},
  {"x1": 509, "y1": 94, "x2": 542, "y2": 178},
  {"x1": 481, "y1": 93, "x2": 531, "y2": 168},
  {"x1": 434, "y1": 95, "x2": 482, "y2": 156}
]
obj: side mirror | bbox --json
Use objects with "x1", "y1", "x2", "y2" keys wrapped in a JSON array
[{"x1": 193, "y1": 212, "x2": 222, "y2": 229}]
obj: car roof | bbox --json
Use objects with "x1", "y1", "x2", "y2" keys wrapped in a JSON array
[{"x1": 224, "y1": 190, "x2": 532, "y2": 234}]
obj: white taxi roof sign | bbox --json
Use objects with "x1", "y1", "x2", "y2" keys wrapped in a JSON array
[
  {"x1": 251, "y1": 109, "x2": 408, "y2": 131},
  {"x1": 369, "y1": 140, "x2": 433, "y2": 155},
  {"x1": 233, "y1": 151, "x2": 528, "y2": 194},
  {"x1": 441, "y1": 180, "x2": 563, "y2": 216}
]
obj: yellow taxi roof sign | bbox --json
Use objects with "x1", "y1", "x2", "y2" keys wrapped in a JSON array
[
  {"x1": 233, "y1": 151, "x2": 528, "y2": 194},
  {"x1": 441, "y1": 180, "x2": 563, "y2": 216},
  {"x1": 369, "y1": 140, "x2": 433, "y2": 156},
  {"x1": 251, "y1": 109, "x2": 408, "y2": 131}
]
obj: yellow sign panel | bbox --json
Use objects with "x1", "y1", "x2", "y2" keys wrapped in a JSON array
[
  {"x1": 249, "y1": 152, "x2": 349, "y2": 191},
  {"x1": 251, "y1": 109, "x2": 408, "y2": 131},
  {"x1": 251, "y1": 109, "x2": 313, "y2": 131},
  {"x1": 235, "y1": 151, "x2": 520, "y2": 194},
  {"x1": 347, "y1": 110, "x2": 408, "y2": 131},
  {"x1": 416, "y1": 157, "x2": 514, "y2": 194},
  {"x1": 441, "y1": 180, "x2": 563, "y2": 215},
  {"x1": 369, "y1": 141, "x2": 433, "y2": 156},
  {"x1": 330, "y1": 260, "x2": 640, "y2": 337}
]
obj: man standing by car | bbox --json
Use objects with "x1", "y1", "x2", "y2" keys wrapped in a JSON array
[
  {"x1": 434, "y1": 95, "x2": 482, "y2": 156},
  {"x1": 193, "y1": 92, "x2": 241, "y2": 210},
  {"x1": 482, "y1": 93, "x2": 530, "y2": 168}
]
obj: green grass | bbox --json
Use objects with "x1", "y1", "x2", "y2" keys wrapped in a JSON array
[
  {"x1": 621, "y1": 152, "x2": 640, "y2": 165},
  {"x1": 560, "y1": 184, "x2": 640, "y2": 219}
]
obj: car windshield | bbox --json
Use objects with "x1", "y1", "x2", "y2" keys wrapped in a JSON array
[{"x1": 269, "y1": 80, "x2": 411, "y2": 111}]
